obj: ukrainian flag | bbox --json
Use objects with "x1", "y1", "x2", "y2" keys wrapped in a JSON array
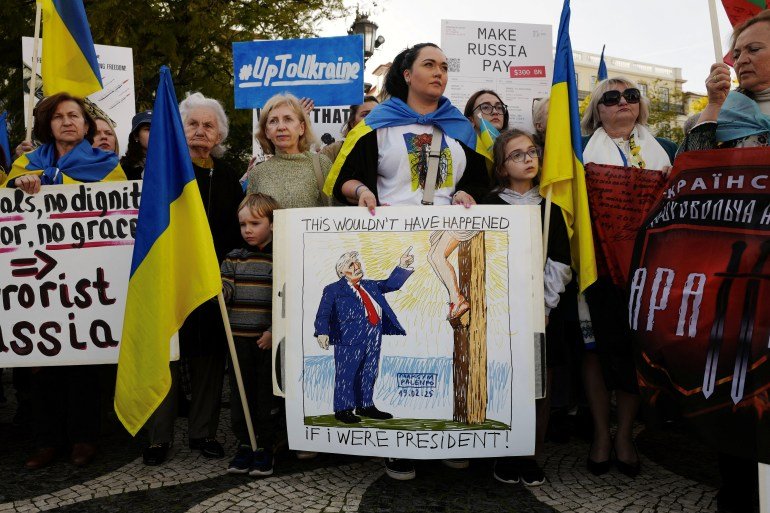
[
  {"x1": 40, "y1": 0, "x2": 103, "y2": 98},
  {"x1": 115, "y1": 66, "x2": 221, "y2": 436},
  {"x1": 476, "y1": 114, "x2": 500, "y2": 163},
  {"x1": 540, "y1": 0, "x2": 597, "y2": 293},
  {"x1": 0, "y1": 112, "x2": 10, "y2": 182}
]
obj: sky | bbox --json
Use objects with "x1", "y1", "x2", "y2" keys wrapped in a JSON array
[{"x1": 318, "y1": 0, "x2": 735, "y2": 95}]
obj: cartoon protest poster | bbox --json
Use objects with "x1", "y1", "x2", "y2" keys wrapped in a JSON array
[{"x1": 273, "y1": 205, "x2": 543, "y2": 458}]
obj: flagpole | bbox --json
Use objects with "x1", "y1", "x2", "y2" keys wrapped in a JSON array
[
  {"x1": 26, "y1": 1, "x2": 42, "y2": 141},
  {"x1": 542, "y1": 186, "x2": 553, "y2": 267},
  {"x1": 707, "y1": 0, "x2": 724, "y2": 62},
  {"x1": 217, "y1": 292, "x2": 258, "y2": 451}
]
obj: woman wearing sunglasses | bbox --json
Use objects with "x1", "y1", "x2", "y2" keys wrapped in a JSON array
[
  {"x1": 463, "y1": 89, "x2": 509, "y2": 132},
  {"x1": 577, "y1": 77, "x2": 677, "y2": 480}
]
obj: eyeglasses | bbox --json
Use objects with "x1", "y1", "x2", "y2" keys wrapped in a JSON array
[
  {"x1": 505, "y1": 147, "x2": 542, "y2": 163},
  {"x1": 474, "y1": 102, "x2": 508, "y2": 115},
  {"x1": 598, "y1": 88, "x2": 641, "y2": 106}
]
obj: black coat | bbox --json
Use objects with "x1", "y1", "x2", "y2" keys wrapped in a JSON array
[{"x1": 180, "y1": 158, "x2": 244, "y2": 357}]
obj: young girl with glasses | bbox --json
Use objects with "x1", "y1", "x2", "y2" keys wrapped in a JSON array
[
  {"x1": 482, "y1": 129, "x2": 572, "y2": 487},
  {"x1": 463, "y1": 89, "x2": 509, "y2": 132}
]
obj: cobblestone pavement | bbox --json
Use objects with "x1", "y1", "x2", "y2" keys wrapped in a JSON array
[{"x1": 0, "y1": 381, "x2": 724, "y2": 513}]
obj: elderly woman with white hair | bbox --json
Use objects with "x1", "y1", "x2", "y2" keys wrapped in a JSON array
[
  {"x1": 247, "y1": 93, "x2": 332, "y2": 208},
  {"x1": 578, "y1": 77, "x2": 677, "y2": 480},
  {"x1": 142, "y1": 92, "x2": 243, "y2": 467}
]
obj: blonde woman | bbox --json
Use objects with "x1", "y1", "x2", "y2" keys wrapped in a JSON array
[{"x1": 247, "y1": 93, "x2": 332, "y2": 208}]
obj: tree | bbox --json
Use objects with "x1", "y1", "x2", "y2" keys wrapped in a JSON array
[
  {"x1": 645, "y1": 80, "x2": 685, "y2": 145},
  {"x1": 0, "y1": 0, "x2": 345, "y2": 168}
]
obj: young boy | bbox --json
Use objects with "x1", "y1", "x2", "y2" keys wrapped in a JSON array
[{"x1": 221, "y1": 193, "x2": 280, "y2": 477}]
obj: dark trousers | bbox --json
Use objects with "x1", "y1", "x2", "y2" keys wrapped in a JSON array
[
  {"x1": 228, "y1": 336, "x2": 275, "y2": 449},
  {"x1": 145, "y1": 354, "x2": 225, "y2": 444},
  {"x1": 31, "y1": 365, "x2": 101, "y2": 447},
  {"x1": 333, "y1": 324, "x2": 382, "y2": 412}
]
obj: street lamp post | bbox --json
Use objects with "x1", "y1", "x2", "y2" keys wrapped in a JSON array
[{"x1": 348, "y1": 10, "x2": 385, "y2": 62}]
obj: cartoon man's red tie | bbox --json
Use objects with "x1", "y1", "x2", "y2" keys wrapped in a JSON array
[{"x1": 354, "y1": 283, "x2": 380, "y2": 325}]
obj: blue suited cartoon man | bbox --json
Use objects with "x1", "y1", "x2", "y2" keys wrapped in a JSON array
[{"x1": 314, "y1": 247, "x2": 415, "y2": 424}]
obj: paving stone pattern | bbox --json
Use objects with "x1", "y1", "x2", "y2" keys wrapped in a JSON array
[{"x1": 0, "y1": 375, "x2": 723, "y2": 513}]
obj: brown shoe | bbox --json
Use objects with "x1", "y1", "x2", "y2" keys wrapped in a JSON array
[
  {"x1": 25, "y1": 447, "x2": 57, "y2": 470},
  {"x1": 70, "y1": 443, "x2": 97, "y2": 467}
]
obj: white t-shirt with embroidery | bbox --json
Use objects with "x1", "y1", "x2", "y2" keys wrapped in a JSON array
[{"x1": 375, "y1": 124, "x2": 468, "y2": 206}]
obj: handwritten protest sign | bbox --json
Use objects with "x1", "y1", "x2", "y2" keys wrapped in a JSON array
[
  {"x1": 23, "y1": 38, "x2": 136, "y2": 154},
  {"x1": 234, "y1": 35, "x2": 364, "y2": 108},
  {"x1": 0, "y1": 182, "x2": 141, "y2": 367},
  {"x1": 272, "y1": 206, "x2": 543, "y2": 458}
]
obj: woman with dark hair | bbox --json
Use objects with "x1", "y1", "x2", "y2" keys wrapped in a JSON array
[
  {"x1": 3, "y1": 92, "x2": 125, "y2": 192},
  {"x1": 463, "y1": 89, "x2": 509, "y2": 132},
  {"x1": 120, "y1": 110, "x2": 152, "y2": 180},
  {"x1": 321, "y1": 95, "x2": 379, "y2": 162},
  {"x1": 7, "y1": 92, "x2": 125, "y2": 470},
  {"x1": 328, "y1": 43, "x2": 488, "y2": 212},
  {"x1": 326, "y1": 43, "x2": 490, "y2": 481}
]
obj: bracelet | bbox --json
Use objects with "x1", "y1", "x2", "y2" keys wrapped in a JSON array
[{"x1": 354, "y1": 184, "x2": 369, "y2": 199}]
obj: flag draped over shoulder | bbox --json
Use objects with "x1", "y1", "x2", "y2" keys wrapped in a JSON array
[
  {"x1": 40, "y1": 0, "x2": 103, "y2": 97},
  {"x1": 540, "y1": 0, "x2": 597, "y2": 293},
  {"x1": 2, "y1": 139, "x2": 124, "y2": 187},
  {"x1": 322, "y1": 96, "x2": 483, "y2": 195},
  {"x1": 598, "y1": 45, "x2": 608, "y2": 81},
  {"x1": 115, "y1": 66, "x2": 221, "y2": 436}
]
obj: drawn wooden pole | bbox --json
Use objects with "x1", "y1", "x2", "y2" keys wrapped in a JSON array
[{"x1": 451, "y1": 232, "x2": 487, "y2": 424}]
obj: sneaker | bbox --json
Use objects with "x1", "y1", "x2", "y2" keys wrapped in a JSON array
[
  {"x1": 248, "y1": 449, "x2": 274, "y2": 477},
  {"x1": 493, "y1": 458, "x2": 520, "y2": 484},
  {"x1": 519, "y1": 458, "x2": 546, "y2": 486},
  {"x1": 295, "y1": 450, "x2": 318, "y2": 460},
  {"x1": 190, "y1": 438, "x2": 224, "y2": 458},
  {"x1": 442, "y1": 459, "x2": 469, "y2": 469},
  {"x1": 227, "y1": 445, "x2": 253, "y2": 474},
  {"x1": 143, "y1": 443, "x2": 170, "y2": 466},
  {"x1": 385, "y1": 458, "x2": 415, "y2": 480}
]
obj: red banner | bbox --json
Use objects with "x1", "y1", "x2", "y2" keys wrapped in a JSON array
[
  {"x1": 585, "y1": 163, "x2": 666, "y2": 287},
  {"x1": 627, "y1": 147, "x2": 770, "y2": 463}
]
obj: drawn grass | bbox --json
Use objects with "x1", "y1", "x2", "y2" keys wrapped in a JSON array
[{"x1": 304, "y1": 415, "x2": 510, "y2": 431}]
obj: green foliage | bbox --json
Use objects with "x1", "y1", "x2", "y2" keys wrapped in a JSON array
[
  {"x1": 0, "y1": 0, "x2": 345, "y2": 169},
  {"x1": 645, "y1": 80, "x2": 684, "y2": 145}
]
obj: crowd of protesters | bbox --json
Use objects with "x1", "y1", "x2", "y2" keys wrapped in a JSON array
[{"x1": 2, "y1": 10, "x2": 770, "y2": 512}]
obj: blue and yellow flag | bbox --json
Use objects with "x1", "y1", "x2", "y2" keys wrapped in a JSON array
[
  {"x1": 3, "y1": 139, "x2": 124, "y2": 187},
  {"x1": 540, "y1": 0, "x2": 597, "y2": 293},
  {"x1": 598, "y1": 45, "x2": 608, "y2": 81},
  {"x1": 115, "y1": 66, "x2": 220, "y2": 436},
  {"x1": 40, "y1": 0, "x2": 103, "y2": 98},
  {"x1": 0, "y1": 112, "x2": 10, "y2": 181},
  {"x1": 323, "y1": 96, "x2": 482, "y2": 195},
  {"x1": 476, "y1": 114, "x2": 500, "y2": 163}
]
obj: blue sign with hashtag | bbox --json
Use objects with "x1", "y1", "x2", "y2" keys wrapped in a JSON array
[{"x1": 233, "y1": 35, "x2": 364, "y2": 108}]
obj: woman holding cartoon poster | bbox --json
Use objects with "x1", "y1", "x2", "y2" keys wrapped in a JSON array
[{"x1": 326, "y1": 43, "x2": 491, "y2": 481}]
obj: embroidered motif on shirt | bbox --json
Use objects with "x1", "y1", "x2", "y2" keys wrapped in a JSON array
[{"x1": 402, "y1": 132, "x2": 453, "y2": 192}]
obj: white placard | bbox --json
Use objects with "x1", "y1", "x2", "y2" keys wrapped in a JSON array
[
  {"x1": 252, "y1": 105, "x2": 352, "y2": 158},
  {"x1": 22, "y1": 37, "x2": 136, "y2": 155},
  {"x1": 273, "y1": 205, "x2": 541, "y2": 459},
  {"x1": 0, "y1": 182, "x2": 139, "y2": 366},
  {"x1": 441, "y1": 20, "x2": 553, "y2": 132}
]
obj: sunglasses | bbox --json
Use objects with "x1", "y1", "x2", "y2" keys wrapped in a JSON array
[
  {"x1": 598, "y1": 88, "x2": 641, "y2": 106},
  {"x1": 474, "y1": 102, "x2": 508, "y2": 115},
  {"x1": 505, "y1": 147, "x2": 542, "y2": 163}
]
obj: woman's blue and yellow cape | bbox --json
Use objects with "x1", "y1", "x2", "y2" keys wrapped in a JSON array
[
  {"x1": 322, "y1": 96, "x2": 492, "y2": 195},
  {"x1": 2, "y1": 139, "x2": 125, "y2": 187}
]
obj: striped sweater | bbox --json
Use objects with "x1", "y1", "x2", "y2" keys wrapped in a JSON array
[{"x1": 220, "y1": 244, "x2": 272, "y2": 337}]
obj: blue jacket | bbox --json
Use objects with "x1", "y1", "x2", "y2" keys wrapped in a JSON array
[{"x1": 314, "y1": 266, "x2": 413, "y2": 345}]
